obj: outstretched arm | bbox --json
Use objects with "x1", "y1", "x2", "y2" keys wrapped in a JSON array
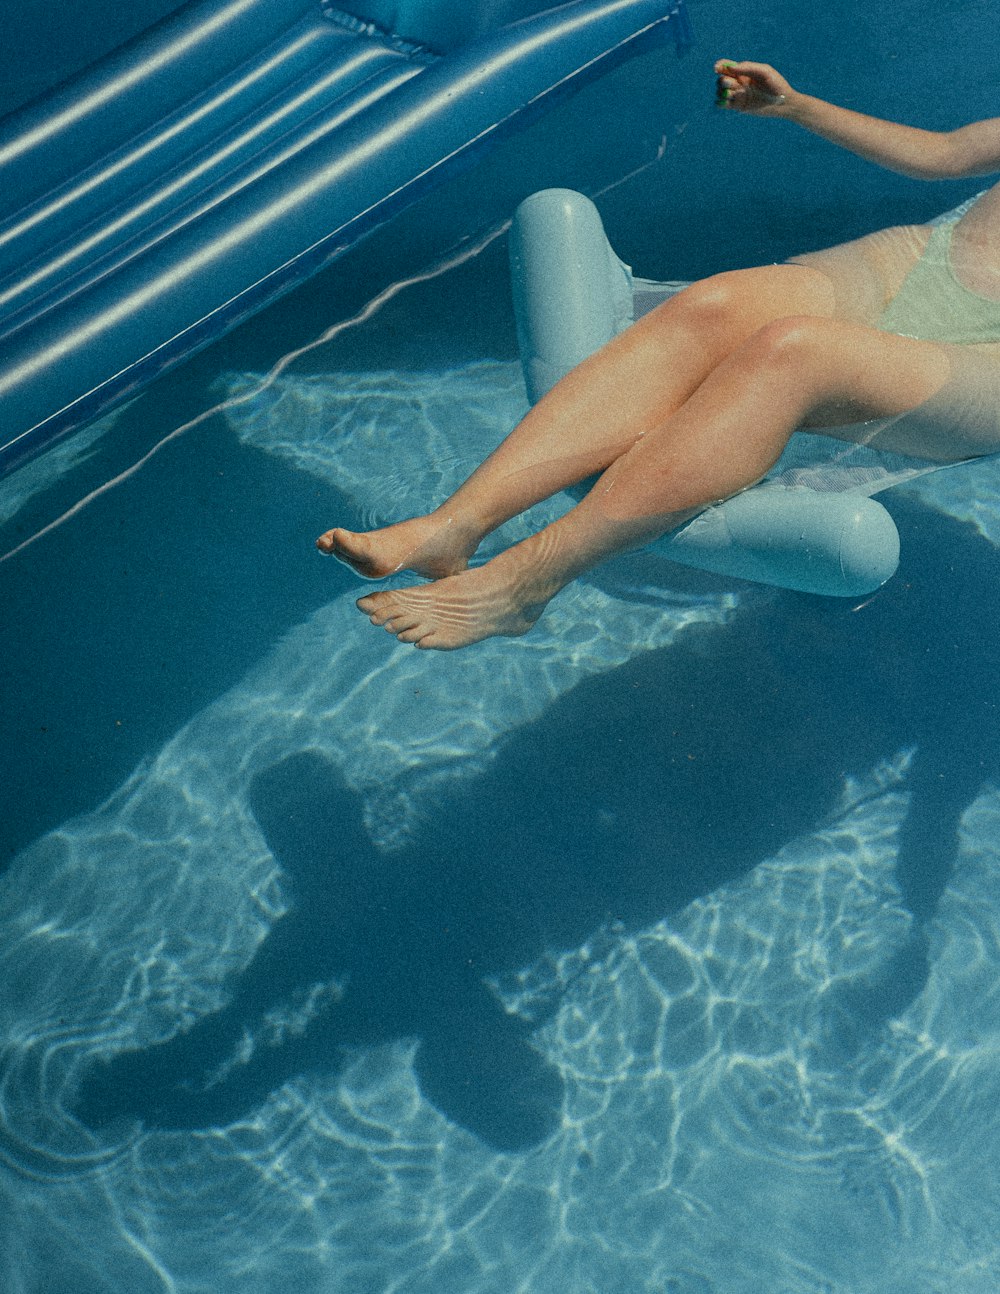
[{"x1": 715, "y1": 59, "x2": 1000, "y2": 181}]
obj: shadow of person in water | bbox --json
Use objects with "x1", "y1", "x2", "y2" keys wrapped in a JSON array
[{"x1": 73, "y1": 492, "x2": 1000, "y2": 1152}]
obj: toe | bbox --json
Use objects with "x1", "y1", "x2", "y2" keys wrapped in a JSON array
[
  {"x1": 415, "y1": 631, "x2": 454, "y2": 651},
  {"x1": 380, "y1": 613, "x2": 413, "y2": 634}
]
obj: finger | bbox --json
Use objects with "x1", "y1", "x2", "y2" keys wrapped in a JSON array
[
  {"x1": 715, "y1": 59, "x2": 776, "y2": 78},
  {"x1": 719, "y1": 60, "x2": 787, "y2": 95}
]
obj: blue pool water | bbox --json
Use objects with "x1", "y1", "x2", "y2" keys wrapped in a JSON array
[{"x1": 4, "y1": 1, "x2": 1000, "y2": 1291}]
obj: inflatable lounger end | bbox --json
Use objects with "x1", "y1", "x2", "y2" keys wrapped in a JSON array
[
  {"x1": 509, "y1": 188, "x2": 902, "y2": 598},
  {"x1": 659, "y1": 484, "x2": 901, "y2": 598}
]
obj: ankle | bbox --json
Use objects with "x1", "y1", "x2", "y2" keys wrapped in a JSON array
[
  {"x1": 427, "y1": 506, "x2": 487, "y2": 552},
  {"x1": 491, "y1": 533, "x2": 573, "y2": 606}
]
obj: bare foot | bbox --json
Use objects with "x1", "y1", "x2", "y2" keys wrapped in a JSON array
[
  {"x1": 316, "y1": 511, "x2": 479, "y2": 581},
  {"x1": 356, "y1": 551, "x2": 558, "y2": 650}
]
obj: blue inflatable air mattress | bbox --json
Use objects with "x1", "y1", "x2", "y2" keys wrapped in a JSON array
[{"x1": 0, "y1": 0, "x2": 692, "y2": 475}]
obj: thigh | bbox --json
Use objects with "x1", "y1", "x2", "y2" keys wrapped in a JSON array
[
  {"x1": 872, "y1": 342, "x2": 1000, "y2": 460},
  {"x1": 649, "y1": 223, "x2": 928, "y2": 354},
  {"x1": 584, "y1": 261, "x2": 848, "y2": 431},
  {"x1": 807, "y1": 329, "x2": 1000, "y2": 462},
  {"x1": 655, "y1": 262, "x2": 839, "y2": 343},
  {"x1": 788, "y1": 223, "x2": 931, "y2": 325}
]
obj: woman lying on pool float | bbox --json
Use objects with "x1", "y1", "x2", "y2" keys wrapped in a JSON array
[{"x1": 318, "y1": 60, "x2": 1000, "y2": 649}]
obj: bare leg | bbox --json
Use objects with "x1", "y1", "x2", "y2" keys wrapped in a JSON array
[
  {"x1": 316, "y1": 264, "x2": 838, "y2": 577},
  {"x1": 358, "y1": 318, "x2": 952, "y2": 649}
]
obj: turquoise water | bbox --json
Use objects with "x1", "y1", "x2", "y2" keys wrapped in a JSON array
[{"x1": 4, "y1": 2, "x2": 1000, "y2": 1291}]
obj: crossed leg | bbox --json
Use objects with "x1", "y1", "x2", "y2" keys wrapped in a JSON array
[
  {"x1": 317, "y1": 264, "x2": 840, "y2": 577},
  {"x1": 318, "y1": 265, "x2": 954, "y2": 649}
]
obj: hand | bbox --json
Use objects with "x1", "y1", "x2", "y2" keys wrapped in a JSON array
[{"x1": 714, "y1": 60, "x2": 795, "y2": 113}]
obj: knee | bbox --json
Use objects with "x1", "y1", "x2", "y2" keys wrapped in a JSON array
[
  {"x1": 737, "y1": 315, "x2": 840, "y2": 373},
  {"x1": 661, "y1": 272, "x2": 749, "y2": 331},
  {"x1": 648, "y1": 279, "x2": 840, "y2": 363}
]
